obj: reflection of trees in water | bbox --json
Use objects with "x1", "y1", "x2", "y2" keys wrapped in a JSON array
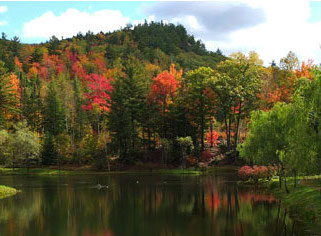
[
  {"x1": 0, "y1": 190, "x2": 43, "y2": 235},
  {"x1": 0, "y1": 175, "x2": 307, "y2": 236}
]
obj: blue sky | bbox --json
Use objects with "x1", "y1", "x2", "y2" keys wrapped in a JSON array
[
  {"x1": 0, "y1": 1, "x2": 320, "y2": 65},
  {"x1": 0, "y1": 1, "x2": 152, "y2": 42}
]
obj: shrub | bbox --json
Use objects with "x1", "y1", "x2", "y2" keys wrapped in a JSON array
[
  {"x1": 187, "y1": 155, "x2": 197, "y2": 166},
  {"x1": 201, "y1": 150, "x2": 213, "y2": 162},
  {"x1": 252, "y1": 165, "x2": 268, "y2": 182},
  {"x1": 238, "y1": 165, "x2": 276, "y2": 182},
  {"x1": 238, "y1": 166, "x2": 253, "y2": 181}
]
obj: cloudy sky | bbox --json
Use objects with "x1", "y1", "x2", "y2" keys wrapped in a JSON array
[{"x1": 0, "y1": 1, "x2": 321, "y2": 65}]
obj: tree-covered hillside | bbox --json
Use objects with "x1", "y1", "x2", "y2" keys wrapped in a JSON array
[{"x1": 0, "y1": 21, "x2": 314, "y2": 169}]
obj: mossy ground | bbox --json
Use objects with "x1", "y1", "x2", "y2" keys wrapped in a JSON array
[{"x1": 0, "y1": 185, "x2": 17, "y2": 199}]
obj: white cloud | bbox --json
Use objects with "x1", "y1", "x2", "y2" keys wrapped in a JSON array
[
  {"x1": 23, "y1": 8, "x2": 130, "y2": 40},
  {"x1": 204, "y1": 0, "x2": 321, "y2": 65},
  {"x1": 0, "y1": 21, "x2": 7, "y2": 26},
  {"x1": 132, "y1": 15, "x2": 156, "y2": 27},
  {"x1": 171, "y1": 15, "x2": 204, "y2": 33},
  {"x1": 0, "y1": 6, "x2": 7, "y2": 14},
  {"x1": 147, "y1": 0, "x2": 321, "y2": 65}
]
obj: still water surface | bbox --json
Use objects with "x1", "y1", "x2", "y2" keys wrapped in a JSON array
[{"x1": 0, "y1": 170, "x2": 312, "y2": 236}]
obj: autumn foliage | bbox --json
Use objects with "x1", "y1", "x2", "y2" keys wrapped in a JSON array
[
  {"x1": 82, "y1": 74, "x2": 113, "y2": 112},
  {"x1": 206, "y1": 130, "x2": 220, "y2": 146},
  {"x1": 149, "y1": 70, "x2": 178, "y2": 105},
  {"x1": 294, "y1": 60, "x2": 313, "y2": 80},
  {"x1": 4, "y1": 73, "x2": 21, "y2": 120}
]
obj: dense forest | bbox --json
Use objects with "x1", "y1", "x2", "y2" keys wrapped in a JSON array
[{"x1": 0, "y1": 22, "x2": 318, "y2": 176}]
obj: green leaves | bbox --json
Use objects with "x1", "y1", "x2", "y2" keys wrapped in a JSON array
[
  {"x1": 240, "y1": 67, "x2": 321, "y2": 176},
  {"x1": 0, "y1": 121, "x2": 41, "y2": 167},
  {"x1": 43, "y1": 81, "x2": 66, "y2": 136}
]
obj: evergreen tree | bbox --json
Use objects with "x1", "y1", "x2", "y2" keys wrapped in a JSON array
[
  {"x1": 23, "y1": 74, "x2": 43, "y2": 132},
  {"x1": 108, "y1": 56, "x2": 147, "y2": 160},
  {"x1": 73, "y1": 77, "x2": 86, "y2": 140},
  {"x1": 47, "y1": 36, "x2": 60, "y2": 55},
  {"x1": 43, "y1": 81, "x2": 65, "y2": 136},
  {"x1": 42, "y1": 133, "x2": 56, "y2": 165}
]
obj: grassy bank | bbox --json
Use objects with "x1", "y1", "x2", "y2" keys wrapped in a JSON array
[
  {"x1": 0, "y1": 167, "x2": 202, "y2": 176},
  {"x1": 268, "y1": 177, "x2": 321, "y2": 234},
  {"x1": 0, "y1": 185, "x2": 17, "y2": 199}
]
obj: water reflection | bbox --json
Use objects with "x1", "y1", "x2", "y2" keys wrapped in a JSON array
[{"x1": 0, "y1": 173, "x2": 310, "y2": 236}]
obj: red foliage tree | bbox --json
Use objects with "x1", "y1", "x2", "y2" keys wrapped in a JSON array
[
  {"x1": 82, "y1": 74, "x2": 113, "y2": 113},
  {"x1": 72, "y1": 62, "x2": 87, "y2": 81}
]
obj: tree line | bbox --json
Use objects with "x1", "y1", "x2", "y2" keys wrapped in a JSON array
[{"x1": 0, "y1": 23, "x2": 312, "y2": 170}]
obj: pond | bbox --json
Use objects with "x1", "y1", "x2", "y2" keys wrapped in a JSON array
[{"x1": 0, "y1": 169, "x2": 312, "y2": 236}]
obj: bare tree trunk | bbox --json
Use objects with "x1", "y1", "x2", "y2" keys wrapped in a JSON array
[
  {"x1": 224, "y1": 114, "x2": 228, "y2": 149},
  {"x1": 228, "y1": 114, "x2": 232, "y2": 151},
  {"x1": 105, "y1": 144, "x2": 110, "y2": 172},
  {"x1": 284, "y1": 175, "x2": 290, "y2": 194},
  {"x1": 210, "y1": 118, "x2": 213, "y2": 147},
  {"x1": 163, "y1": 96, "x2": 166, "y2": 139},
  {"x1": 201, "y1": 112, "x2": 205, "y2": 152},
  {"x1": 97, "y1": 114, "x2": 100, "y2": 135},
  {"x1": 147, "y1": 125, "x2": 151, "y2": 151},
  {"x1": 233, "y1": 102, "x2": 242, "y2": 160},
  {"x1": 200, "y1": 91, "x2": 205, "y2": 152}
]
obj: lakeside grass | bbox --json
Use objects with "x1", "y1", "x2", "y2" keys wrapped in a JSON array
[
  {"x1": 0, "y1": 185, "x2": 18, "y2": 199},
  {"x1": 268, "y1": 176, "x2": 321, "y2": 234},
  {"x1": 0, "y1": 167, "x2": 203, "y2": 176}
]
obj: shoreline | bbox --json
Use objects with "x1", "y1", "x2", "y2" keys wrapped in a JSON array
[
  {"x1": 267, "y1": 178, "x2": 321, "y2": 235},
  {"x1": 0, "y1": 165, "x2": 238, "y2": 176},
  {"x1": 239, "y1": 176, "x2": 321, "y2": 235},
  {"x1": 0, "y1": 166, "x2": 203, "y2": 176}
]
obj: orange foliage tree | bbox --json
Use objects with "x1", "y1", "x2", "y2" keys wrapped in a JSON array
[
  {"x1": 295, "y1": 60, "x2": 313, "y2": 80},
  {"x1": 149, "y1": 66, "x2": 179, "y2": 138}
]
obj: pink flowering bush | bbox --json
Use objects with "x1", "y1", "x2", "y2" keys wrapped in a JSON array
[
  {"x1": 238, "y1": 166, "x2": 253, "y2": 181},
  {"x1": 238, "y1": 165, "x2": 276, "y2": 183}
]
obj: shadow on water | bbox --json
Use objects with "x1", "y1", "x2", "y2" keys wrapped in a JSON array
[{"x1": 0, "y1": 172, "x2": 314, "y2": 236}]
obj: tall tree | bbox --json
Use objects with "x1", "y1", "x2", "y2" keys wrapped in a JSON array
[
  {"x1": 212, "y1": 52, "x2": 262, "y2": 153},
  {"x1": 149, "y1": 67, "x2": 179, "y2": 139},
  {"x1": 43, "y1": 81, "x2": 65, "y2": 136},
  {"x1": 184, "y1": 67, "x2": 215, "y2": 152},
  {"x1": 0, "y1": 61, "x2": 20, "y2": 127},
  {"x1": 108, "y1": 56, "x2": 147, "y2": 161}
]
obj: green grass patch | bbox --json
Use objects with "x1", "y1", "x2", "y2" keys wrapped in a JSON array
[
  {"x1": 269, "y1": 177, "x2": 321, "y2": 234},
  {"x1": 0, "y1": 185, "x2": 17, "y2": 199},
  {"x1": 0, "y1": 167, "x2": 202, "y2": 176}
]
